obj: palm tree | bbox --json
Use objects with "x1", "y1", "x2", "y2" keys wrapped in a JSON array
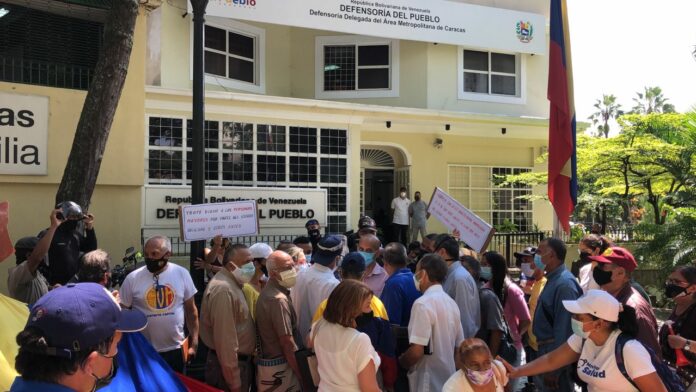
[
  {"x1": 631, "y1": 86, "x2": 675, "y2": 114},
  {"x1": 588, "y1": 94, "x2": 623, "y2": 138}
]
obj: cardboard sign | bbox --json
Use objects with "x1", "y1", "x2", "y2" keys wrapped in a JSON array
[
  {"x1": 427, "y1": 187, "x2": 495, "y2": 253},
  {"x1": 179, "y1": 201, "x2": 259, "y2": 242}
]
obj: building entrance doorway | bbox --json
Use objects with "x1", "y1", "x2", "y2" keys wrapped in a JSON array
[{"x1": 360, "y1": 146, "x2": 410, "y2": 237}]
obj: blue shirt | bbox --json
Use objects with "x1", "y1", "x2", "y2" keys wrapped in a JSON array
[
  {"x1": 10, "y1": 377, "x2": 76, "y2": 392},
  {"x1": 442, "y1": 262, "x2": 481, "y2": 338},
  {"x1": 532, "y1": 265, "x2": 582, "y2": 350},
  {"x1": 380, "y1": 268, "x2": 421, "y2": 327}
]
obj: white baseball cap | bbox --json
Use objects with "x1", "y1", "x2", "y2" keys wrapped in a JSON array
[
  {"x1": 249, "y1": 243, "x2": 273, "y2": 259},
  {"x1": 562, "y1": 289, "x2": 621, "y2": 322}
]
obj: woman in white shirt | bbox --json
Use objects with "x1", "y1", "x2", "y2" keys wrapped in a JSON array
[
  {"x1": 503, "y1": 289, "x2": 667, "y2": 392},
  {"x1": 443, "y1": 338, "x2": 508, "y2": 392},
  {"x1": 310, "y1": 280, "x2": 381, "y2": 392}
]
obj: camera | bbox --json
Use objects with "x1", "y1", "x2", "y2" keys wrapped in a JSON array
[{"x1": 110, "y1": 246, "x2": 141, "y2": 288}]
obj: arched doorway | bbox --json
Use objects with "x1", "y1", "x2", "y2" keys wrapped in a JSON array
[{"x1": 360, "y1": 146, "x2": 410, "y2": 234}]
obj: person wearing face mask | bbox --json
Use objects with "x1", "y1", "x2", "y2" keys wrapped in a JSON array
[
  {"x1": 530, "y1": 237, "x2": 582, "y2": 392},
  {"x1": 443, "y1": 338, "x2": 509, "y2": 392},
  {"x1": 659, "y1": 266, "x2": 696, "y2": 388},
  {"x1": 381, "y1": 242, "x2": 421, "y2": 327},
  {"x1": 575, "y1": 235, "x2": 613, "y2": 293},
  {"x1": 514, "y1": 247, "x2": 537, "y2": 293},
  {"x1": 523, "y1": 247, "x2": 547, "y2": 368},
  {"x1": 199, "y1": 243, "x2": 257, "y2": 391},
  {"x1": 400, "y1": 254, "x2": 465, "y2": 392},
  {"x1": 10, "y1": 283, "x2": 147, "y2": 392},
  {"x1": 305, "y1": 219, "x2": 323, "y2": 252},
  {"x1": 481, "y1": 251, "x2": 531, "y2": 391},
  {"x1": 255, "y1": 251, "x2": 303, "y2": 391},
  {"x1": 358, "y1": 234, "x2": 389, "y2": 297},
  {"x1": 408, "y1": 191, "x2": 430, "y2": 242},
  {"x1": 119, "y1": 235, "x2": 199, "y2": 373},
  {"x1": 391, "y1": 187, "x2": 411, "y2": 246},
  {"x1": 292, "y1": 236, "x2": 313, "y2": 264},
  {"x1": 503, "y1": 289, "x2": 668, "y2": 392},
  {"x1": 291, "y1": 235, "x2": 343, "y2": 341},
  {"x1": 42, "y1": 201, "x2": 98, "y2": 286},
  {"x1": 589, "y1": 247, "x2": 661, "y2": 357}
]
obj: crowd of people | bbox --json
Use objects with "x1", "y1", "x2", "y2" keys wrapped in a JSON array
[{"x1": 4, "y1": 201, "x2": 696, "y2": 392}]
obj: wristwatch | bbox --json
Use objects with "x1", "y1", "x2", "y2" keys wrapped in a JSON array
[{"x1": 685, "y1": 340, "x2": 692, "y2": 352}]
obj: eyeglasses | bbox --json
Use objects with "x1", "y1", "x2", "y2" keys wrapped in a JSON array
[{"x1": 666, "y1": 278, "x2": 688, "y2": 286}]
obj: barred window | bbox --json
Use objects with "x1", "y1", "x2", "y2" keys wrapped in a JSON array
[
  {"x1": 460, "y1": 49, "x2": 521, "y2": 99},
  {"x1": 147, "y1": 116, "x2": 350, "y2": 232},
  {"x1": 448, "y1": 165, "x2": 533, "y2": 232}
]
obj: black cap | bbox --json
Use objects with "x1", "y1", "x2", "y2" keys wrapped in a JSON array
[
  {"x1": 358, "y1": 216, "x2": 377, "y2": 231},
  {"x1": 514, "y1": 246, "x2": 537, "y2": 258},
  {"x1": 15, "y1": 236, "x2": 39, "y2": 250}
]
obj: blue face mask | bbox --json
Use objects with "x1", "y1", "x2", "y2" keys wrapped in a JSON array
[
  {"x1": 534, "y1": 254, "x2": 545, "y2": 271},
  {"x1": 480, "y1": 266, "x2": 492, "y2": 281},
  {"x1": 359, "y1": 251, "x2": 375, "y2": 265}
]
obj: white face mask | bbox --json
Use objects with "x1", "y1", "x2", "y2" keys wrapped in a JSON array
[
  {"x1": 400, "y1": 192, "x2": 406, "y2": 198},
  {"x1": 232, "y1": 261, "x2": 256, "y2": 284},
  {"x1": 278, "y1": 268, "x2": 298, "y2": 288},
  {"x1": 520, "y1": 262, "x2": 534, "y2": 277},
  {"x1": 413, "y1": 272, "x2": 422, "y2": 292}
]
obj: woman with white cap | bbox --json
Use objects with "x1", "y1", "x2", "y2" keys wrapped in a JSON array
[{"x1": 502, "y1": 289, "x2": 667, "y2": 392}]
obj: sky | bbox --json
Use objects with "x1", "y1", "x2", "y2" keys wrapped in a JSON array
[{"x1": 567, "y1": 0, "x2": 696, "y2": 133}]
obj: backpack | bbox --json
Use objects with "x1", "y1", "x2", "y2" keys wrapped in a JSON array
[{"x1": 615, "y1": 333, "x2": 685, "y2": 392}]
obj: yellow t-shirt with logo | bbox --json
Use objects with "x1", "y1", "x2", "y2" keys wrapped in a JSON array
[{"x1": 312, "y1": 295, "x2": 389, "y2": 323}]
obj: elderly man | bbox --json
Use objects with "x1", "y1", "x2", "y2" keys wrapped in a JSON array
[
  {"x1": 119, "y1": 235, "x2": 199, "y2": 373},
  {"x1": 399, "y1": 254, "x2": 464, "y2": 392},
  {"x1": 291, "y1": 235, "x2": 343, "y2": 340},
  {"x1": 255, "y1": 251, "x2": 302, "y2": 391},
  {"x1": 8, "y1": 209, "x2": 60, "y2": 304},
  {"x1": 590, "y1": 246, "x2": 660, "y2": 355},
  {"x1": 532, "y1": 237, "x2": 582, "y2": 392},
  {"x1": 380, "y1": 242, "x2": 421, "y2": 327},
  {"x1": 358, "y1": 234, "x2": 389, "y2": 297},
  {"x1": 434, "y1": 234, "x2": 480, "y2": 339},
  {"x1": 10, "y1": 283, "x2": 146, "y2": 392},
  {"x1": 200, "y1": 243, "x2": 257, "y2": 391}
]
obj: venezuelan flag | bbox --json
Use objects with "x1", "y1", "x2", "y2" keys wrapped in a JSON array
[{"x1": 547, "y1": 0, "x2": 578, "y2": 233}]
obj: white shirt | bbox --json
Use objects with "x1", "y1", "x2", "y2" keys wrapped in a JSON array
[
  {"x1": 443, "y1": 262, "x2": 481, "y2": 338},
  {"x1": 578, "y1": 263, "x2": 601, "y2": 293},
  {"x1": 567, "y1": 330, "x2": 655, "y2": 392},
  {"x1": 313, "y1": 318, "x2": 381, "y2": 392},
  {"x1": 391, "y1": 197, "x2": 411, "y2": 225},
  {"x1": 407, "y1": 284, "x2": 465, "y2": 392},
  {"x1": 120, "y1": 263, "x2": 197, "y2": 352},
  {"x1": 442, "y1": 360, "x2": 508, "y2": 392},
  {"x1": 291, "y1": 263, "x2": 339, "y2": 340}
]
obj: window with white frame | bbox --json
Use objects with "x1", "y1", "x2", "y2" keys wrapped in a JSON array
[
  {"x1": 315, "y1": 36, "x2": 399, "y2": 99},
  {"x1": 147, "y1": 116, "x2": 349, "y2": 233},
  {"x1": 448, "y1": 165, "x2": 533, "y2": 232},
  {"x1": 197, "y1": 19, "x2": 265, "y2": 93},
  {"x1": 458, "y1": 49, "x2": 523, "y2": 103}
]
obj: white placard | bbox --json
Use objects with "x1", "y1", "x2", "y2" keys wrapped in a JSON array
[
  {"x1": 202, "y1": 0, "x2": 545, "y2": 55},
  {"x1": 143, "y1": 186, "x2": 327, "y2": 234},
  {"x1": 0, "y1": 92, "x2": 49, "y2": 175},
  {"x1": 180, "y1": 200, "x2": 259, "y2": 241},
  {"x1": 427, "y1": 187, "x2": 495, "y2": 253}
]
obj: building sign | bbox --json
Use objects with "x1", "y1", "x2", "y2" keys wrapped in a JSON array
[
  {"x1": 0, "y1": 92, "x2": 48, "y2": 175},
  {"x1": 427, "y1": 187, "x2": 495, "y2": 253},
  {"x1": 202, "y1": 0, "x2": 545, "y2": 55},
  {"x1": 144, "y1": 186, "x2": 327, "y2": 234},
  {"x1": 180, "y1": 201, "x2": 259, "y2": 241}
]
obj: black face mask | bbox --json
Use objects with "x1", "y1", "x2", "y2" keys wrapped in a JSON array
[
  {"x1": 665, "y1": 283, "x2": 688, "y2": 299},
  {"x1": 60, "y1": 220, "x2": 80, "y2": 231},
  {"x1": 593, "y1": 267, "x2": 613, "y2": 286},
  {"x1": 145, "y1": 257, "x2": 167, "y2": 274},
  {"x1": 579, "y1": 252, "x2": 592, "y2": 263},
  {"x1": 415, "y1": 196, "x2": 421, "y2": 201},
  {"x1": 308, "y1": 229, "x2": 321, "y2": 239}
]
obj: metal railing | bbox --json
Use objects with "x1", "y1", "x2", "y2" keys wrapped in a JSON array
[
  {"x1": 489, "y1": 232, "x2": 547, "y2": 267},
  {"x1": 0, "y1": 55, "x2": 93, "y2": 90}
]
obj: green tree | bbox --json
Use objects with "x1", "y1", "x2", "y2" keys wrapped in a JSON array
[
  {"x1": 588, "y1": 94, "x2": 623, "y2": 138},
  {"x1": 631, "y1": 86, "x2": 675, "y2": 114}
]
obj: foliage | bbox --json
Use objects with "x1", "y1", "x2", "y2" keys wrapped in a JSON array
[
  {"x1": 588, "y1": 94, "x2": 623, "y2": 138},
  {"x1": 494, "y1": 219, "x2": 518, "y2": 233},
  {"x1": 634, "y1": 210, "x2": 696, "y2": 270},
  {"x1": 631, "y1": 86, "x2": 675, "y2": 114},
  {"x1": 569, "y1": 223, "x2": 586, "y2": 243}
]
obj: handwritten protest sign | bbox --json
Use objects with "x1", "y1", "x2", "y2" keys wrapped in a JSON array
[
  {"x1": 179, "y1": 201, "x2": 258, "y2": 242},
  {"x1": 427, "y1": 187, "x2": 495, "y2": 253}
]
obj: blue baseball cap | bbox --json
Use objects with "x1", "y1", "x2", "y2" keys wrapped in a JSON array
[
  {"x1": 26, "y1": 283, "x2": 147, "y2": 358},
  {"x1": 312, "y1": 235, "x2": 344, "y2": 266},
  {"x1": 340, "y1": 252, "x2": 366, "y2": 276}
]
